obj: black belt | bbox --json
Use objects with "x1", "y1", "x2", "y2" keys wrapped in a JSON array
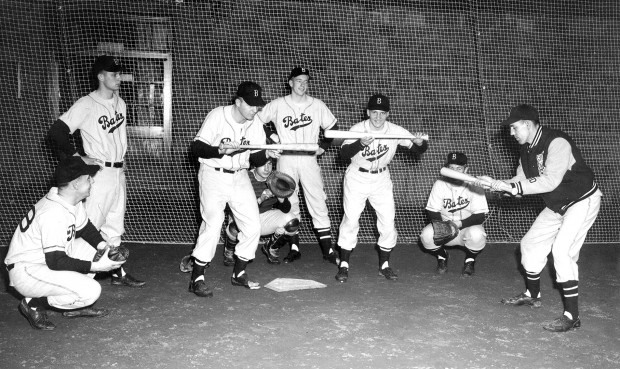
[
  {"x1": 104, "y1": 161, "x2": 123, "y2": 168},
  {"x1": 359, "y1": 167, "x2": 386, "y2": 174},
  {"x1": 6, "y1": 263, "x2": 14, "y2": 271},
  {"x1": 215, "y1": 167, "x2": 236, "y2": 174}
]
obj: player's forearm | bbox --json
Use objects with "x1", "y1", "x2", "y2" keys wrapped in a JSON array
[
  {"x1": 273, "y1": 197, "x2": 291, "y2": 213},
  {"x1": 75, "y1": 220, "x2": 105, "y2": 248},
  {"x1": 409, "y1": 140, "x2": 428, "y2": 155},
  {"x1": 427, "y1": 210, "x2": 443, "y2": 222},
  {"x1": 48, "y1": 120, "x2": 77, "y2": 160},
  {"x1": 45, "y1": 250, "x2": 91, "y2": 273},
  {"x1": 460, "y1": 213, "x2": 485, "y2": 229},
  {"x1": 191, "y1": 140, "x2": 223, "y2": 159},
  {"x1": 340, "y1": 140, "x2": 364, "y2": 160},
  {"x1": 319, "y1": 123, "x2": 340, "y2": 150}
]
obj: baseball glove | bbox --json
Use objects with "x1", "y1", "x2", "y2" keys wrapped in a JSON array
[
  {"x1": 432, "y1": 220, "x2": 459, "y2": 246},
  {"x1": 266, "y1": 170, "x2": 296, "y2": 198},
  {"x1": 107, "y1": 246, "x2": 130, "y2": 262}
]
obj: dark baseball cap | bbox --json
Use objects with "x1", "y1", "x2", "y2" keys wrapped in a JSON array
[
  {"x1": 236, "y1": 81, "x2": 266, "y2": 107},
  {"x1": 91, "y1": 55, "x2": 123, "y2": 75},
  {"x1": 502, "y1": 104, "x2": 539, "y2": 125},
  {"x1": 288, "y1": 67, "x2": 311, "y2": 80},
  {"x1": 55, "y1": 156, "x2": 100, "y2": 184},
  {"x1": 367, "y1": 94, "x2": 390, "y2": 112},
  {"x1": 446, "y1": 152, "x2": 468, "y2": 166}
]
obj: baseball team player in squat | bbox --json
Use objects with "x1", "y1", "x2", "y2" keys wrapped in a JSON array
[
  {"x1": 180, "y1": 158, "x2": 299, "y2": 270},
  {"x1": 5, "y1": 157, "x2": 128, "y2": 330},
  {"x1": 48, "y1": 55, "x2": 145, "y2": 288},
  {"x1": 258, "y1": 67, "x2": 340, "y2": 265},
  {"x1": 188, "y1": 81, "x2": 281, "y2": 297},
  {"x1": 335, "y1": 94, "x2": 428, "y2": 282},
  {"x1": 478, "y1": 104, "x2": 602, "y2": 332},
  {"x1": 420, "y1": 152, "x2": 489, "y2": 276}
]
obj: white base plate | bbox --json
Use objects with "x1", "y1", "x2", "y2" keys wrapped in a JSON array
[{"x1": 264, "y1": 278, "x2": 327, "y2": 292}]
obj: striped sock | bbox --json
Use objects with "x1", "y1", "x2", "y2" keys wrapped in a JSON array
[
  {"x1": 525, "y1": 271, "x2": 541, "y2": 298},
  {"x1": 561, "y1": 280, "x2": 579, "y2": 319}
]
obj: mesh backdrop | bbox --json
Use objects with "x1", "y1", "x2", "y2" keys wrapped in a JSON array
[{"x1": 1, "y1": 0, "x2": 618, "y2": 246}]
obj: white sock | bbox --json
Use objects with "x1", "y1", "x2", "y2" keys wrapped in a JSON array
[
  {"x1": 381, "y1": 261, "x2": 389, "y2": 269},
  {"x1": 340, "y1": 261, "x2": 349, "y2": 269}
]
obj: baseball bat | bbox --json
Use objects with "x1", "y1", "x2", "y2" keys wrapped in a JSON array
[
  {"x1": 238, "y1": 143, "x2": 319, "y2": 152},
  {"x1": 439, "y1": 167, "x2": 496, "y2": 189},
  {"x1": 324, "y1": 130, "x2": 429, "y2": 141}
]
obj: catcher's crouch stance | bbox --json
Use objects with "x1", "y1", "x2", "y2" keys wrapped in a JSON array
[
  {"x1": 181, "y1": 159, "x2": 298, "y2": 270},
  {"x1": 419, "y1": 152, "x2": 489, "y2": 276}
]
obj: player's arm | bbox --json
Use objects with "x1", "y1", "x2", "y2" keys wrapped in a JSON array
[
  {"x1": 459, "y1": 213, "x2": 485, "y2": 229},
  {"x1": 408, "y1": 138, "x2": 428, "y2": 156},
  {"x1": 48, "y1": 120, "x2": 78, "y2": 160},
  {"x1": 273, "y1": 197, "x2": 292, "y2": 213},
  {"x1": 426, "y1": 210, "x2": 443, "y2": 222},
  {"x1": 512, "y1": 138, "x2": 571, "y2": 196},
  {"x1": 75, "y1": 220, "x2": 106, "y2": 250},
  {"x1": 320, "y1": 123, "x2": 343, "y2": 150},
  {"x1": 190, "y1": 139, "x2": 225, "y2": 159},
  {"x1": 45, "y1": 250, "x2": 92, "y2": 273}
]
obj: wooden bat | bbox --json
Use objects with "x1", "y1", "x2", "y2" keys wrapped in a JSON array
[
  {"x1": 238, "y1": 143, "x2": 319, "y2": 152},
  {"x1": 324, "y1": 130, "x2": 429, "y2": 141},
  {"x1": 440, "y1": 167, "x2": 497, "y2": 190}
]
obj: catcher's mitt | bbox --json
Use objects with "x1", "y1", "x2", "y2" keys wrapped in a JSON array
[
  {"x1": 432, "y1": 220, "x2": 459, "y2": 246},
  {"x1": 266, "y1": 170, "x2": 296, "y2": 198},
  {"x1": 107, "y1": 246, "x2": 130, "y2": 262}
]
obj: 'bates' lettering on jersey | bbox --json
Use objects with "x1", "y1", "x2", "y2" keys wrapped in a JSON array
[
  {"x1": 362, "y1": 143, "x2": 389, "y2": 162},
  {"x1": 98, "y1": 111, "x2": 125, "y2": 133},
  {"x1": 283, "y1": 114, "x2": 313, "y2": 131},
  {"x1": 443, "y1": 197, "x2": 471, "y2": 213}
]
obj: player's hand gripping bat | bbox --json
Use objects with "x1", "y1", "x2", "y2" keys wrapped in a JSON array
[{"x1": 439, "y1": 167, "x2": 516, "y2": 194}]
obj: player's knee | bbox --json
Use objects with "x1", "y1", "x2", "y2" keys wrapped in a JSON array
[
  {"x1": 419, "y1": 224, "x2": 435, "y2": 249},
  {"x1": 465, "y1": 226, "x2": 487, "y2": 251},
  {"x1": 80, "y1": 279, "x2": 102, "y2": 306}
]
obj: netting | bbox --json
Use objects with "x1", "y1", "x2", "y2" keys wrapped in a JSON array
[{"x1": 1, "y1": 0, "x2": 619, "y2": 246}]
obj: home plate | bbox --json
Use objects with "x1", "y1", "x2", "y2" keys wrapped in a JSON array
[{"x1": 264, "y1": 278, "x2": 327, "y2": 292}]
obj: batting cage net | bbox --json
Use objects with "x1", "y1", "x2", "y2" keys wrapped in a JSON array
[{"x1": 1, "y1": 0, "x2": 618, "y2": 246}]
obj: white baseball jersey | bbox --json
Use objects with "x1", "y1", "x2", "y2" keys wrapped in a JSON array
[
  {"x1": 59, "y1": 92, "x2": 127, "y2": 163},
  {"x1": 258, "y1": 95, "x2": 337, "y2": 144},
  {"x1": 344, "y1": 120, "x2": 413, "y2": 171},
  {"x1": 194, "y1": 105, "x2": 265, "y2": 170},
  {"x1": 426, "y1": 179, "x2": 489, "y2": 222},
  {"x1": 5, "y1": 188, "x2": 89, "y2": 266}
]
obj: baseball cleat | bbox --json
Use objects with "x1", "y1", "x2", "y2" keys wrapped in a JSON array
[
  {"x1": 189, "y1": 280, "x2": 213, "y2": 297},
  {"x1": 436, "y1": 255, "x2": 449, "y2": 275},
  {"x1": 179, "y1": 255, "x2": 193, "y2": 273},
  {"x1": 62, "y1": 307, "x2": 109, "y2": 318},
  {"x1": 111, "y1": 273, "x2": 146, "y2": 288},
  {"x1": 18, "y1": 299, "x2": 55, "y2": 330},
  {"x1": 283, "y1": 250, "x2": 301, "y2": 263},
  {"x1": 500, "y1": 292, "x2": 542, "y2": 308},
  {"x1": 462, "y1": 261, "x2": 475, "y2": 277},
  {"x1": 379, "y1": 267, "x2": 398, "y2": 280},
  {"x1": 542, "y1": 315, "x2": 581, "y2": 332},
  {"x1": 335, "y1": 267, "x2": 349, "y2": 283},
  {"x1": 231, "y1": 273, "x2": 260, "y2": 290},
  {"x1": 261, "y1": 243, "x2": 281, "y2": 264},
  {"x1": 323, "y1": 250, "x2": 339, "y2": 265},
  {"x1": 223, "y1": 247, "x2": 235, "y2": 267}
]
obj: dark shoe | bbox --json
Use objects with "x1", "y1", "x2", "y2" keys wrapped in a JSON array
[
  {"x1": 111, "y1": 273, "x2": 146, "y2": 288},
  {"x1": 436, "y1": 255, "x2": 449, "y2": 275},
  {"x1": 500, "y1": 292, "x2": 542, "y2": 308},
  {"x1": 542, "y1": 315, "x2": 581, "y2": 332},
  {"x1": 462, "y1": 261, "x2": 475, "y2": 277},
  {"x1": 231, "y1": 272, "x2": 260, "y2": 289},
  {"x1": 62, "y1": 307, "x2": 109, "y2": 318},
  {"x1": 379, "y1": 267, "x2": 398, "y2": 281},
  {"x1": 18, "y1": 299, "x2": 55, "y2": 330},
  {"x1": 261, "y1": 243, "x2": 281, "y2": 264},
  {"x1": 283, "y1": 250, "x2": 301, "y2": 263},
  {"x1": 179, "y1": 255, "x2": 193, "y2": 273},
  {"x1": 335, "y1": 267, "x2": 349, "y2": 283},
  {"x1": 223, "y1": 247, "x2": 235, "y2": 267},
  {"x1": 323, "y1": 250, "x2": 339, "y2": 265},
  {"x1": 188, "y1": 279, "x2": 213, "y2": 297}
]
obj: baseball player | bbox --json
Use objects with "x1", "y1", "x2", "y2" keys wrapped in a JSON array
[
  {"x1": 187, "y1": 81, "x2": 281, "y2": 297},
  {"x1": 180, "y1": 159, "x2": 299, "y2": 270},
  {"x1": 419, "y1": 152, "x2": 489, "y2": 276},
  {"x1": 48, "y1": 55, "x2": 145, "y2": 288},
  {"x1": 479, "y1": 104, "x2": 602, "y2": 332},
  {"x1": 4, "y1": 157, "x2": 127, "y2": 330},
  {"x1": 257, "y1": 67, "x2": 340, "y2": 265},
  {"x1": 335, "y1": 94, "x2": 428, "y2": 282}
]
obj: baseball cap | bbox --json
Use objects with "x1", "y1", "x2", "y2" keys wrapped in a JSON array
[
  {"x1": 55, "y1": 156, "x2": 100, "y2": 184},
  {"x1": 236, "y1": 81, "x2": 266, "y2": 107},
  {"x1": 288, "y1": 67, "x2": 311, "y2": 80},
  {"x1": 502, "y1": 104, "x2": 539, "y2": 125},
  {"x1": 446, "y1": 152, "x2": 468, "y2": 166},
  {"x1": 91, "y1": 55, "x2": 123, "y2": 75},
  {"x1": 367, "y1": 94, "x2": 390, "y2": 112}
]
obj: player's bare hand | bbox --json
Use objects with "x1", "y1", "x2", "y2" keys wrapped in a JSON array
[
  {"x1": 266, "y1": 149, "x2": 282, "y2": 159},
  {"x1": 315, "y1": 147, "x2": 325, "y2": 157},
  {"x1": 360, "y1": 136, "x2": 374, "y2": 146},
  {"x1": 91, "y1": 248, "x2": 125, "y2": 272},
  {"x1": 411, "y1": 132, "x2": 426, "y2": 146},
  {"x1": 258, "y1": 188, "x2": 274, "y2": 204},
  {"x1": 219, "y1": 141, "x2": 240, "y2": 155}
]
